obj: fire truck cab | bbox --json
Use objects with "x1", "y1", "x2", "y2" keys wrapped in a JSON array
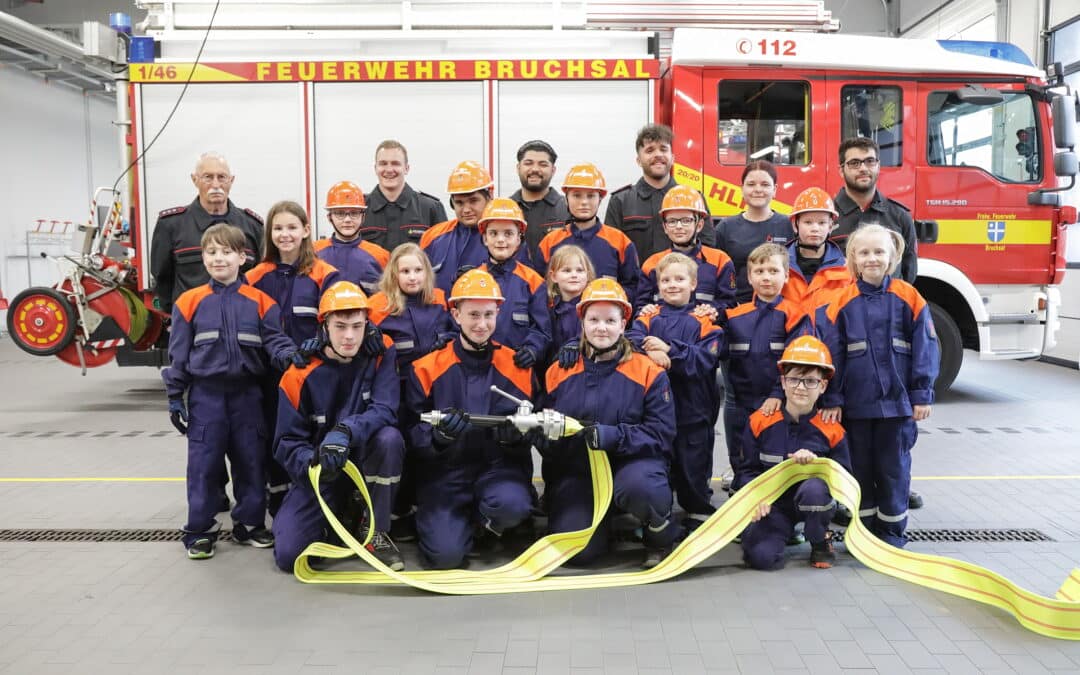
[{"x1": 664, "y1": 28, "x2": 1079, "y2": 391}]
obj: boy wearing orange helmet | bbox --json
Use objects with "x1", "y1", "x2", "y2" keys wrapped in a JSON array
[
  {"x1": 272, "y1": 281, "x2": 406, "y2": 572},
  {"x1": 537, "y1": 163, "x2": 640, "y2": 301},
  {"x1": 315, "y1": 180, "x2": 390, "y2": 295},
  {"x1": 738, "y1": 336, "x2": 851, "y2": 570},
  {"x1": 637, "y1": 184, "x2": 737, "y2": 317},
  {"x1": 781, "y1": 187, "x2": 852, "y2": 319},
  {"x1": 478, "y1": 198, "x2": 552, "y2": 370},
  {"x1": 404, "y1": 269, "x2": 536, "y2": 568},
  {"x1": 422, "y1": 161, "x2": 531, "y2": 292}
]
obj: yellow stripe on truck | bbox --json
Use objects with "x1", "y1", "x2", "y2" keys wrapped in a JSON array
[
  {"x1": 935, "y1": 219, "x2": 1051, "y2": 245},
  {"x1": 296, "y1": 456, "x2": 1080, "y2": 640}
]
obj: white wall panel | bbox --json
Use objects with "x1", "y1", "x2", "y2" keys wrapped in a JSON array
[
  {"x1": 138, "y1": 83, "x2": 306, "y2": 262},
  {"x1": 495, "y1": 79, "x2": 651, "y2": 213},
  {"x1": 0, "y1": 67, "x2": 116, "y2": 301},
  {"x1": 312, "y1": 81, "x2": 484, "y2": 237}
]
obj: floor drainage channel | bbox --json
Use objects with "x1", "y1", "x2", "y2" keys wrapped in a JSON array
[
  {"x1": 830, "y1": 528, "x2": 1055, "y2": 543},
  {"x1": 0, "y1": 528, "x2": 1058, "y2": 544},
  {"x1": 0, "y1": 529, "x2": 227, "y2": 542}
]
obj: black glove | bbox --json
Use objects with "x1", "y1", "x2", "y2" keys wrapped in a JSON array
[
  {"x1": 317, "y1": 426, "x2": 351, "y2": 481},
  {"x1": 557, "y1": 341, "x2": 580, "y2": 369},
  {"x1": 454, "y1": 265, "x2": 476, "y2": 282},
  {"x1": 361, "y1": 324, "x2": 386, "y2": 357},
  {"x1": 168, "y1": 397, "x2": 188, "y2": 435},
  {"x1": 493, "y1": 420, "x2": 525, "y2": 446},
  {"x1": 432, "y1": 408, "x2": 470, "y2": 446},
  {"x1": 273, "y1": 351, "x2": 308, "y2": 371},
  {"x1": 513, "y1": 347, "x2": 537, "y2": 369},
  {"x1": 525, "y1": 427, "x2": 552, "y2": 453},
  {"x1": 298, "y1": 335, "x2": 323, "y2": 357},
  {"x1": 582, "y1": 423, "x2": 620, "y2": 453}
]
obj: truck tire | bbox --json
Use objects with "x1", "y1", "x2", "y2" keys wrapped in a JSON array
[{"x1": 930, "y1": 301, "x2": 962, "y2": 394}]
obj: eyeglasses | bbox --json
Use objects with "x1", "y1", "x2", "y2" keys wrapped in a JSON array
[
  {"x1": 844, "y1": 157, "x2": 880, "y2": 169},
  {"x1": 664, "y1": 217, "x2": 698, "y2": 227},
  {"x1": 197, "y1": 173, "x2": 232, "y2": 184},
  {"x1": 331, "y1": 210, "x2": 365, "y2": 220},
  {"x1": 782, "y1": 376, "x2": 824, "y2": 389}
]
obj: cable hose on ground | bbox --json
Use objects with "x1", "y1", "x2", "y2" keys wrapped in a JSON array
[{"x1": 295, "y1": 455, "x2": 1080, "y2": 640}]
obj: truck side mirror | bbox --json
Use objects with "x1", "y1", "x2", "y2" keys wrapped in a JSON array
[
  {"x1": 1051, "y1": 93, "x2": 1077, "y2": 149},
  {"x1": 1054, "y1": 150, "x2": 1078, "y2": 177}
]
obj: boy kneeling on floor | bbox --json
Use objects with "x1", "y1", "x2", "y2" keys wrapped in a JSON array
[{"x1": 737, "y1": 336, "x2": 851, "y2": 570}]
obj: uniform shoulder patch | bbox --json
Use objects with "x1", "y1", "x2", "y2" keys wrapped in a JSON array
[
  {"x1": 243, "y1": 207, "x2": 264, "y2": 224},
  {"x1": 418, "y1": 191, "x2": 442, "y2": 203},
  {"x1": 158, "y1": 205, "x2": 187, "y2": 218},
  {"x1": 610, "y1": 184, "x2": 632, "y2": 195}
]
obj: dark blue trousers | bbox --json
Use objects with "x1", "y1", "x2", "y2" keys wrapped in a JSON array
[
  {"x1": 845, "y1": 416, "x2": 915, "y2": 547},
  {"x1": 741, "y1": 477, "x2": 834, "y2": 570}
]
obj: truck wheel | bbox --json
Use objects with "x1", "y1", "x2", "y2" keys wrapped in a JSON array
[
  {"x1": 6, "y1": 287, "x2": 77, "y2": 356},
  {"x1": 930, "y1": 301, "x2": 962, "y2": 394}
]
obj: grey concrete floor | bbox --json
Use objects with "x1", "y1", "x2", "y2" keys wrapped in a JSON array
[{"x1": 1, "y1": 340, "x2": 1080, "y2": 674}]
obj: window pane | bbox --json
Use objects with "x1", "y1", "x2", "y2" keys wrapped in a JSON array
[
  {"x1": 840, "y1": 86, "x2": 903, "y2": 166},
  {"x1": 717, "y1": 80, "x2": 809, "y2": 165},
  {"x1": 926, "y1": 90, "x2": 1039, "y2": 183}
]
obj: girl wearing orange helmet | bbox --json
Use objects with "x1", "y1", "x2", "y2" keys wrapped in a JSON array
[{"x1": 541, "y1": 279, "x2": 679, "y2": 569}]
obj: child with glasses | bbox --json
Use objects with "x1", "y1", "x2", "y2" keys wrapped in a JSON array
[
  {"x1": 636, "y1": 185, "x2": 736, "y2": 320},
  {"x1": 816, "y1": 224, "x2": 939, "y2": 547},
  {"x1": 627, "y1": 252, "x2": 724, "y2": 530},
  {"x1": 722, "y1": 243, "x2": 813, "y2": 493},
  {"x1": 738, "y1": 336, "x2": 850, "y2": 570},
  {"x1": 315, "y1": 181, "x2": 389, "y2": 295}
]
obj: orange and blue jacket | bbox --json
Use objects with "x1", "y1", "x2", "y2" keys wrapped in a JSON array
[
  {"x1": 548, "y1": 295, "x2": 581, "y2": 359},
  {"x1": 637, "y1": 242, "x2": 737, "y2": 315},
  {"x1": 314, "y1": 236, "x2": 388, "y2": 295},
  {"x1": 537, "y1": 219, "x2": 640, "y2": 301},
  {"x1": 366, "y1": 288, "x2": 454, "y2": 377},
  {"x1": 273, "y1": 340, "x2": 398, "y2": 483},
  {"x1": 480, "y1": 258, "x2": 552, "y2": 361},
  {"x1": 721, "y1": 296, "x2": 812, "y2": 410},
  {"x1": 245, "y1": 258, "x2": 340, "y2": 345},
  {"x1": 781, "y1": 239, "x2": 852, "y2": 320},
  {"x1": 816, "y1": 276, "x2": 939, "y2": 418},
  {"x1": 405, "y1": 340, "x2": 535, "y2": 461},
  {"x1": 543, "y1": 351, "x2": 675, "y2": 463},
  {"x1": 420, "y1": 219, "x2": 531, "y2": 293},
  {"x1": 163, "y1": 278, "x2": 297, "y2": 397},
  {"x1": 626, "y1": 302, "x2": 723, "y2": 428},
  {"x1": 733, "y1": 407, "x2": 851, "y2": 491}
]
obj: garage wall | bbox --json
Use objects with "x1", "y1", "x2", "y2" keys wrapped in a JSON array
[{"x1": 0, "y1": 66, "x2": 117, "y2": 305}]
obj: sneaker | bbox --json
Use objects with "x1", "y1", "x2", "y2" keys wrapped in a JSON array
[
  {"x1": 234, "y1": 526, "x2": 274, "y2": 548},
  {"x1": 908, "y1": 490, "x2": 925, "y2": 510},
  {"x1": 390, "y1": 510, "x2": 417, "y2": 542},
  {"x1": 366, "y1": 531, "x2": 405, "y2": 571},
  {"x1": 786, "y1": 531, "x2": 806, "y2": 546},
  {"x1": 832, "y1": 503, "x2": 852, "y2": 527},
  {"x1": 810, "y1": 533, "x2": 836, "y2": 569},
  {"x1": 642, "y1": 545, "x2": 671, "y2": 569},
  {"x1": 187, "y1": 538, "x2": 215, "y2": 560}
]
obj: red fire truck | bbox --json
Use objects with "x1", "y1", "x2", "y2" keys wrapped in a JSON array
[{"x1": 6, "y1": 17, "x2": 1077, "y2": 392}]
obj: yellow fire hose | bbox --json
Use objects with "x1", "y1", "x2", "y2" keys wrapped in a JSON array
[{"x1": 295, "y1": 452, "x2": 1080, "y2": 640}]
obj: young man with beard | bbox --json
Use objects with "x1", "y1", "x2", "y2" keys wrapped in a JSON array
[
  {"x1": 831, "y1": 137, "x2": 918, "y2": 284},
  {"x1": 511, "y1": 140, "x2": 570, "y2": 269},
  {"x1": 606, "y1": 124, "x2": 714, "y2": 262}
]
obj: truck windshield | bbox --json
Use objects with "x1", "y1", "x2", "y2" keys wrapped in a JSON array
[
  {"x1": 927, "y1": 90, "x2": 1040, "y2": 183},
  {"x1": 717, "y1": 80, "x2": 809, "y2": 166}
]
